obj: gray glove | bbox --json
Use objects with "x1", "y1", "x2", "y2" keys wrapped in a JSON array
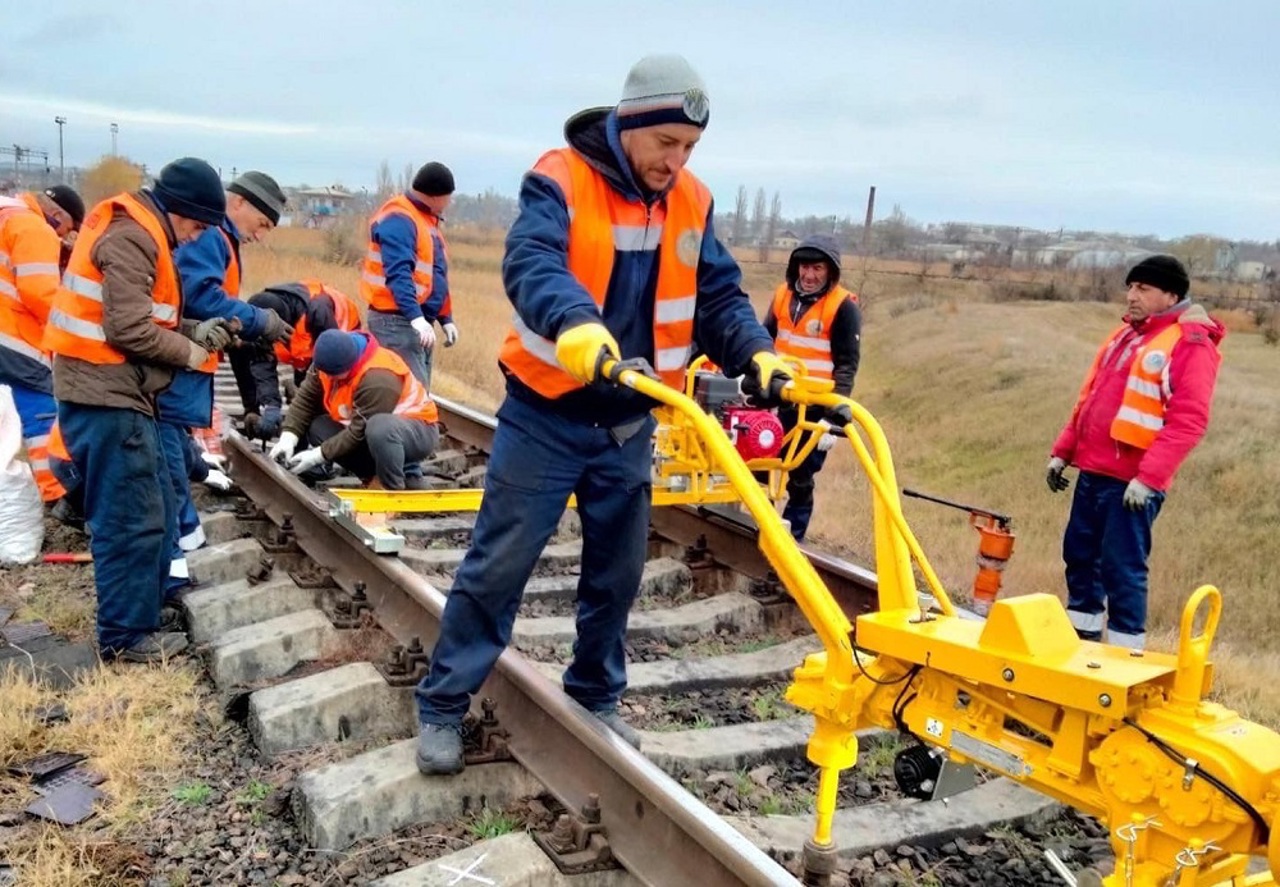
[
  {"x1": 184, "y1": 342, "x2": 211, "y2": 370},
  {"x1": 1123, "y1": 479, "x2": 1156, "y2": 511},
  {"x1": 191, "y1": 317, "x2": 234, "y2": 351},
  {"x1": 259, "y1": 309, "x2": 294, "y2": 344},
  {"x1": 1046, "y1": 456, "x2": 1070, "y2": 493}
]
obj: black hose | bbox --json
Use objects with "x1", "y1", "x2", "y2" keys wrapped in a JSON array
[{"x1": 1124, "y1": 718, "x2": 1270, "y2": 843}]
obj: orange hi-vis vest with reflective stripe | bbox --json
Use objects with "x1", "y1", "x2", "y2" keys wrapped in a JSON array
[
  {"x1": 769, "y1": 284, "x2": 857, "y2": 381},
  {"x1": 44, "y1": 193, "x2": 181, "y2": 365},
  {"x1": 1075, "y1": 322, "x2": 1184, "y2": 450},
  {"x1": 320, "y1": 340, "x2": 439, "y2": 426},
  {"x1": 360, "y1": 195, "x2": 445, "y2": 313},
  {"x1": 275, "y1": 279, "x2": 362, "y2": 371},
  {"x1": 47, "y1": 418, "x2": 70, "y2": 461},
  {"x1": 0, "y1": 194, "x2": 61, "y2": 374},
  {"x1": 498, "y1": 148, "x2": 711, "y2": 397}
]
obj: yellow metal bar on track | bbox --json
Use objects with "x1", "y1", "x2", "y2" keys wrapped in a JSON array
[{"x1": 327, "y1": 486, "x2": 744, "y2": 514}]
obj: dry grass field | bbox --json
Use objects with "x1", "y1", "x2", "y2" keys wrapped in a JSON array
[{"x1": 244, "y1": 227, "x2": 1280, "y2": 723}]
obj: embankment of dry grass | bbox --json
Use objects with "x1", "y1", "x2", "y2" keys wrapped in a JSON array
[{"x1": 1, "y1": 663, "x2": 207, "y2": 885}]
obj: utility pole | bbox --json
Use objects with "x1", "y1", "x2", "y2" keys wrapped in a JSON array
[
  {"x1": 861, "y1": 185, "x2": 877, "y2": 256},
  {"x1": 54, "y1": 116, "x2": 66, "y2": 181},
  {"x1": 110, "y1": 122, "x2": 118, "y2": 156}
]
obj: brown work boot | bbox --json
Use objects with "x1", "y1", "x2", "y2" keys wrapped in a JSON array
[{"x1": 118, "y1": 631, "x2": 189, "y2": 664}]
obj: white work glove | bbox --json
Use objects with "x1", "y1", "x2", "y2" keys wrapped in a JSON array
[
  {"x1": 1046, "y1": 456, "x2": 1070, "y2": 493},
  {"x1": 815, "y1": 420, "x2": 838, "y2": 452},
  {"x1": 203, "y1": 468, "x2": 233, "y2": 492},
  {"x1": 201, "y1": 451, "x2": 227, "y2": 470},
  {"x1": 442, "y1": 322, "x2": 459, "y2": 347},
  {"x1": 269, "y1": 431, "x2": 299, "y2": 464},
  {"x1": 410, "y1": 316, "x2": 436, "y2": 349},
  {"x1": 288, "y1": 446, "x2": 326, "y2": 475},
  {"x1": 1123, "y1": 479, "x2": 1156, "y2": 511}
]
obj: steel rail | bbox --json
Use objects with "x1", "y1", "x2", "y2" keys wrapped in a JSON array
[{"x1": 227, "y1": 434, "x2": 797, "y2": 887}]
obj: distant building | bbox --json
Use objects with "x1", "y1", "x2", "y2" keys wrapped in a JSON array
[
  {"x1": 1236, "y1": 260, "x2": 1273, "y2": 282},
  {"x1": 1065, "y1": 247, "x2": 1151, "y2": 270},
  {"x1": 916, "y1": 243, "x2": 988, "y2": 263},
  {"x1": 772, "y1": 229, "x2": 801, "y2": 250},
  {"x1": 292, "y1": 186, "x2": 356, "y2": 225}
]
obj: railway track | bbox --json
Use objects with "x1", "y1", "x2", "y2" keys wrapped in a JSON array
[{"x1": 197, "y1": 373, "x2": 1105, "y2": 885}]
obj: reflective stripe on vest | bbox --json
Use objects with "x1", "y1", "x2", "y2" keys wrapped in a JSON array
[
  {"x1": 0, "y1": 197, "x2": 58, "y2": 370},
  {"x1": 1111, "y1": 324, "x2": 1182, "y2": 448},
  {"x1": 770, "y1": 283, "x2": 857, "y2": 380},
  {"x1": 1073, "y1": 322, "x2": 1184, "y2": 451},
  {"x1": 497, "y1": 148, "x2": 710, "y2": 397},
  {"x1": 359, "y1": 195, "x2": 440, "y2": 312},
  {"x1": 43, "y1": 193, "x2": 181, "y2": 365},
  {"x1": 320, "y1": 341, "x2": 439, "y2": 426},
  {"x1": 274, "y1": 279, "x2": 362, "y2": 370}
]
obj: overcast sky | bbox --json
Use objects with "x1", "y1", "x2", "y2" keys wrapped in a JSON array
[{"x1": 3, "y1": 1, "x2": 1277, "y2": 240}]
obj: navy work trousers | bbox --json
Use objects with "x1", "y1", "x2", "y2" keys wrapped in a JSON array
[
  {"x1": 1063, "y1": 471, "x2": 1164, "y2": 648},
  {"x1": 416, "y1": 395, "x2": 654, "y2": 725},
  {"x1": 777, "y1": 407, "x2": 831, "y2": 542},
  {"x1": 158, "y1": 420, "x2": 204, "y2": 593},
  {"x1": 59, "y1": 402, "x2": 173, "y2": 655},
  {"x1": 368, "y1": 310, "x2": 431, "y2": 387}
]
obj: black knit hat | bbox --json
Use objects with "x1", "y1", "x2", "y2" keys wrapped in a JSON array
[
  {"x1": 43, "y1": 185, "x2": 85, "y2": 228},
  {"x1": 152, "y1": 157, "x2": 225, "y2": 226},
  {"x1": 412, "y1": 162, "x2": 455, "y2": 197},
  {"x1": 228, "y1": 170, "x2": 286, "y2": 225},
  {"x1": 1125, "y1": 254, "x2": 1190, "y2": 298}
]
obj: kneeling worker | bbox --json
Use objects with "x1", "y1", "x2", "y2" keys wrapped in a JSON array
[
  {"x1": 269, "y1": 329, "x2": 439, "y2": 488},
  {"x1": 229, "y1": 279, "x2": 362, "y2": 440}
]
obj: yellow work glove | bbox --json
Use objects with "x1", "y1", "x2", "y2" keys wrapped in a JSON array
[
  {"x1": 750, "y1": 351, "x2": 794, "y2": 396},
  {"x1": 555, "y1": 322, "x2": 620, "y2": 384}
]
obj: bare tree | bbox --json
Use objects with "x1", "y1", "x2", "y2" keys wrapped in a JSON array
[
  {"x1": 398, "y1": 162, "x2": 415, "y2": 193},
  {"x1": 375, "y1": 160, "x2": 394, "y2": 200},
  {"x1": 760, "y1": 192, "x2": 782, "y2": 262},
  {"x1": 751, "y1": 187, "x2": 767, "y2": 248},
  {"x1": 731, "y1": 185, "x2": 748, "y2": 246}
]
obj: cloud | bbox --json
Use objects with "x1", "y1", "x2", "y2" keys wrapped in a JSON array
[
  {"x1": 0, "y1": 93, "x2": 317, "y2": 136},
  {"x1": 17, "y1": 11, "x2": 122, "y2": 47}
]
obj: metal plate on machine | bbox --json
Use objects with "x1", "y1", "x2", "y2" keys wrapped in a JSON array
[{"x1": 950, "y1": 730, "x2": 1032, "y2": 779}]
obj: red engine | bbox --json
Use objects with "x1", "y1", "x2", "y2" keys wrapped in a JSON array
[
  {"x1": 691, "y1": 370, "x2": 785, "y2": 461},
  {"x1": 722, "y1": 406, "x2": 784, "y2": 461}
]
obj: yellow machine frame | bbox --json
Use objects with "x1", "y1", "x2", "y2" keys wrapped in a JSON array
[{"x1": 323, "y1": 359, "x2": 1280, "y2": 886}]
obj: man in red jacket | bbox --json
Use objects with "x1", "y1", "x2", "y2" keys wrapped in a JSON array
[{"x1": 1046, "y1": 255, "x2": 1223, "y2": 649}]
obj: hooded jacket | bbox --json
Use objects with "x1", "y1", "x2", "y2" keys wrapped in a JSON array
[
  {"x1": 763, "y1": 234, "x2": 862, "y2": 397},
  {"x1": 1052, "y1": 301, "x2": 1224, "y2": 491},
  {"x1": 500, "y1": 108, "x2": 773, "y2": 427}
]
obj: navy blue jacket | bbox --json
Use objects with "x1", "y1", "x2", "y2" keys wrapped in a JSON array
[
  {"x1": 158, "y1": 216, "x2": 271, "y2": 427},
  {"x1": 369, "y1": 195, "x2": 452, "y2": 325},
  {"x1": 501, "y1": 109, "x2": 773, "y2": 426}
]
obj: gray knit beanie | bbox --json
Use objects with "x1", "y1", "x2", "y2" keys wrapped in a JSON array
[
  {"x1": 228, "y1": 171, "x2": 286, "y2": 226},
  {"x1": 616, "y1": 54, "x2": 710, "y2": 131}
]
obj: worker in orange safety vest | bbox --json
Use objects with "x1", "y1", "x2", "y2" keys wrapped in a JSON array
[
  {"x1": 0, "y1": 185, "x2": 84, "y2": 504},
  {"x1": 268, "y1": 330, "x2": 439, "y2": 490}
]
